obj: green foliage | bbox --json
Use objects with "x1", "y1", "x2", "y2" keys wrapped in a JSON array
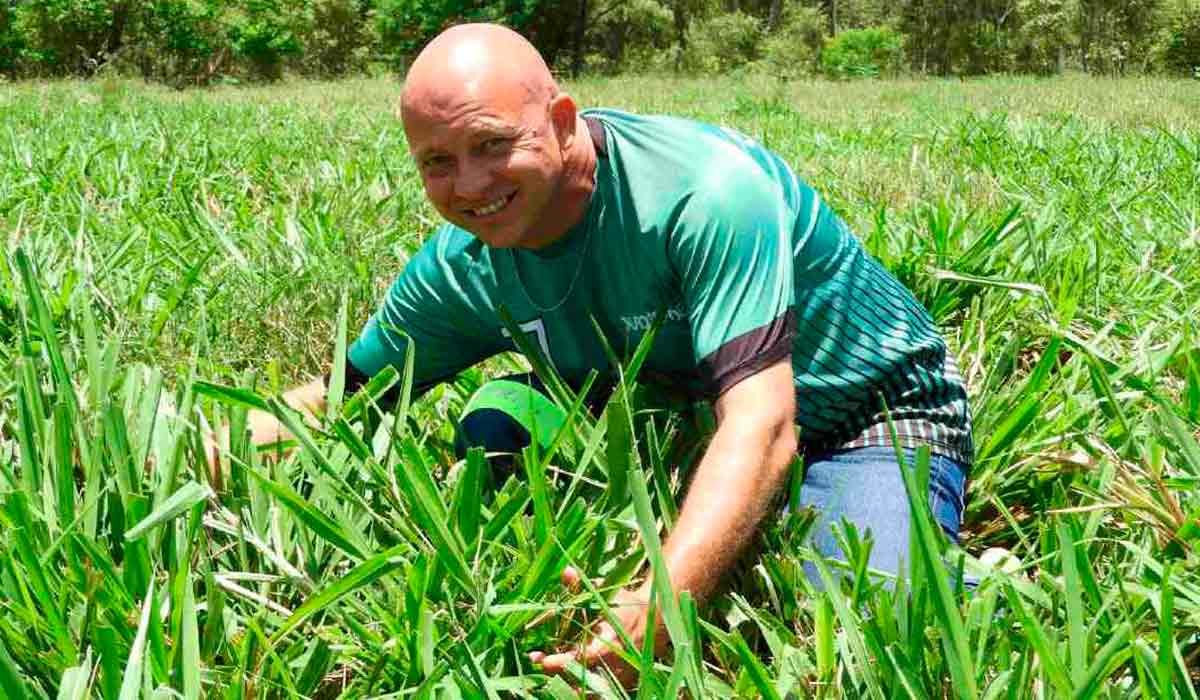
[
  {"x1": 0, "y1": 2, "x2": 23, "y2": 75},
  {"x1": 1163, "y1": 0, "x2": 1200, "y2": 75},
  {"x1": 225, "y1": 0, "x2": 304, "y2": 80},
  {"x1": 1075, "y1": 0, "x2": 1165, "y2": 74},
  {"x1": 0, "y1": 0, "x2": 1196, "y2": 80},
  {"x1": 293, "y1": 0, "x2": 375, "y2": 77},
  {"x1": 577, "y1": 0, "x2": 675, "y2": 74},
  {"x1": 374, "y1": 0, "x2": 541, "y2": 69},
  {"x1": 681, "y1": 11, "x2": 763, "y2": 73},
  {"x1": 1012, "y1": 0, "x2": 1074, "y2": 74},
  {"x1": 821, "y1": 25, "x2": 903, "y2": 78},
  {"x1": 10, "y1": 0, "x2": 129, "y2": 75},
  {"x1": 131, "y1": 0, "x2": 228, "y2": 84},
  {"x1": 757, "y1": 5, "x2": 825, "y2": 79}
]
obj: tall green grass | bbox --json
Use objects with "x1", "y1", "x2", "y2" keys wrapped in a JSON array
[{"x1": 0, "y1": 75, "x2": 1198, "y2": 697}]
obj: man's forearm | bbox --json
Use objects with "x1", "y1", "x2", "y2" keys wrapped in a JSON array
[
  {"x1": 652, "y1": 412, "x2": 796, "y2": 602},
  {"x1": 641, "y1": 359, "x2": 797, "y2": 605}
]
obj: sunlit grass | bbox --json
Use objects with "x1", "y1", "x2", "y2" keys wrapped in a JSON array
[{"x1": 0, "y1": 75, "x2": 1198, "y2": 697}]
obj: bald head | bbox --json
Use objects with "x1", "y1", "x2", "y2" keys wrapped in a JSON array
[
  {"x1": 402, "y1": 24, "x2": 558, "y2": 121},
  {"x1": 396, "y1": 23, "x2": 596, "y2": 250}
]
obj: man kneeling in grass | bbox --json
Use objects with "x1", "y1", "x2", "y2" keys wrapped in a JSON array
[{"x1": 206, "y1": 23, "x2": 972, "y2": 686}]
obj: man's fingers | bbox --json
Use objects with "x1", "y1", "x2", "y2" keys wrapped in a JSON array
[
  {"x1": 535, "y1": 650, "x2": 580, "y2": 674},
  {"x1": 561, "y1": 565, "x2": 582, "y2": 590},
  {"x1": 581, "y1": 633, "x2": 616, "y2": 663},
  {"x1": 532, "y1": 622, "x2": 620, "y2": 672},
  {"x1": 560, "y1": 566, "x2": 605, "y2": 593}
]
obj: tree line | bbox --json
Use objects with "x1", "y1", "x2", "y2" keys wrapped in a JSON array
[{"x1": 0, "y1": 0, "x2": 1198, "y2": 84}]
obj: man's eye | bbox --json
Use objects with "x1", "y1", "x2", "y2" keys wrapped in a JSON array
[
  {"x1": 481, "y1": 138, "x2": 511, "y2": 154},
  {"x1": 423, "y1": 156, "x2": 451, "y2": 173}
]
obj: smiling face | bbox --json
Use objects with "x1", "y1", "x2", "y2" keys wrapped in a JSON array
[
  {"x1": 400, "y1": 25, "x2": 589, "y2": 250},
  {"x1": 404, "y1": 82, "x2": 568, "y2": 249}
]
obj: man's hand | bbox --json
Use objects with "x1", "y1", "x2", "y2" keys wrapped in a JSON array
[
  {"x1": 529, "y1": 567, "x2": 664, "y2": 688},
  {"x1": 531, "y1": 359, "x2": 797, "y2": 689},
  {"x1": 203, "y1": 377, "x2": 329, "y2": 492}
]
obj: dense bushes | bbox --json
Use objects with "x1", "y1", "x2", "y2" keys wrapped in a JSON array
[
  {"x1": 820, "y1": 25, "x2": 903, "y2": 78},
  {"x1": 0, "y1": 3, "x2": 22, "y2": 74},
  {"x1": 12, "y1": 0, "x2": 127, "y2": 75},
  {"x1": 132, "y1": 0, "x2": 228, "y2": 83},
  {"x1": 0, "y1": 0, "x2": 446, "y2": 82},
  {"x1": 682, "y1": 11, "x2": 761, "y2": 73},
  {"x1": 575, "y1": 0, "x2": 674, "y2": 74},
  {"x1": 1163, "y1": 0, "x2": 1200, "y2": 75},
  {"x1": 1, "y1": 0, "x2": 1198, "y2": 82},
  {"x1": 757, "y1": 6, "x2": 825, "y2": 79}
]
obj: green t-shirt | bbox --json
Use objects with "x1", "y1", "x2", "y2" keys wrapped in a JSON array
[{"x1": 348, "y1": 109, "x2": 973, "y2": 464}]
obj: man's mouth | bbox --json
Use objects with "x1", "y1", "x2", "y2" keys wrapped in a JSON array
[{"x1": 467, "y1": 191, "x2": 517, "y2": 217}]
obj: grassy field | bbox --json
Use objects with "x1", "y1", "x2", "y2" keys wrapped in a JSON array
[{"x1": 0, "y1": 74, "x2": 1198, "y2": 698}]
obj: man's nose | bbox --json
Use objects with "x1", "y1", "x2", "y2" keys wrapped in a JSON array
[{"x1": 454, "y1": 161, "x2": 491, "y2": 199}]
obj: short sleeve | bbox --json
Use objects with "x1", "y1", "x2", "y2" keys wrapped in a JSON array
[
  {"x1": 670, "y1": 180, "x2": 796, "y2": 396},
  {"x1": 347, "y1": 233, "x2": 500, "y2": 392}
]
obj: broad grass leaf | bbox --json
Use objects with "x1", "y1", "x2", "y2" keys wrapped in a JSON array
[
  {"x1": 192, "y1": 381, "x2": 271, "y2": 413},
  {"x1": 731, "y1": 631, "x2": 782, "y2": 700},
  {"x1": 270, "y1": 545, "x2": 406, "y2": 645},
  {"x1": 341, "y1": 365, "x2": 399, "y2": 422},
  {"x1": 977, "y1": 393, "x2": 1039, "y2": 465},
  {"x1": 326, "y1": 292, "x2": 349, "y2": 419},
  {"x1": 896, "y1": 446, "x2": 977, "y2": 700},
  {"x1": 1156, "y1": 563, "x2": 1176, "y2": 697},
  {"x1": 124, "y1": 481, "x2": 212, "y2": 542},
  {"x1": 56, "y1": 650, "x2": 93, "y2": 700},
  {"x1": 243, "y1": 468, "x2": 365, "y2": 560},
  {"x1": 605, "y1": 394, "x2": 632, "y2": 512},
  {"x1": 1070, "y1": 623, "x2": 1132, "y2": 700},
  {"x1": 0, "y1": 637, "x2": 30, "y2": 700},
  {"x1": 453, "y1": 447, "x2": 485, "y2": 549},
  {"x1": 179, "y1": 558, "x2": 200, "y2": 700},
  {"x1": 396, "y1": 440, "x2": 476, "y2": 596},
  {"x1": 627, "y1": 464, "x2": 704, "y2": 695},
  {"x1": 119, "y1": 580, "x2": 156, "y2": 700},
  {"x1": 1153, "y1": 397, "x2": 1200, "y2": 476},
  {"x1": 1003, "y1": 583, "x2": 1072, "y2": 696}
]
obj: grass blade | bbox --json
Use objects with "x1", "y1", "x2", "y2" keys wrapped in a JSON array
[
  {"x1": 118, "y1": 580, "x2": 155, "y2": 700},
  {"x1": 243, "y1": 467, "x2": 365, "y2": 560},
  {"x1": 124, "y1": 481, "x2": 212, "y2": 542}
]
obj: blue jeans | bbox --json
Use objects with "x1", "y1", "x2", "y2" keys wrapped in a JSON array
[{"x1": 797, "y1": 446, "x2": 967, "y2": 584}]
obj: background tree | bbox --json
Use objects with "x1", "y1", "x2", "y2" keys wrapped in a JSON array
[
  {"x1": 0, "y1": 0, "x2": 1194, "y2": 80},
  {"x1": 1076, "y1": 0, "x2": 1164, "y2": 74},
  {"x1": 0, "y1": 0, "x2": 23, "y2": 75},
  {"x1": 1013, "y1": 0, "x2": 1075, "y2": 74},
  {"x1": 1162, "y1": 0, "x2": 1200, "y2": 75}
]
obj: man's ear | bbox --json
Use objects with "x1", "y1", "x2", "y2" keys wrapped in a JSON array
[{"x1": 548, "y1": 92, "x2": 579, "y2": 150}]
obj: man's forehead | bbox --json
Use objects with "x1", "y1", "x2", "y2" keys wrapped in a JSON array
[
  {"x1": 404, "y1": 85, "x2": 534, "y2": 147},
  {"x1": 405, "y1": 109, "x2": 520, "y2": 153}
]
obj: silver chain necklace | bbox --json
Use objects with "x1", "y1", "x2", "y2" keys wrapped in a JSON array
[{"x1": 508, "y1": 217, "x2": 594, "y2": 314}]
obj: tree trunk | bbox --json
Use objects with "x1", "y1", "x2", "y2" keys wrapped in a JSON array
[
  {"x1": 767, "y1": 0, "x2": 783, "y2": 31},
  {"x1": 673, "y1": 0, "x2": 687, "y2": 71},
  {"x1": 571, "y1": 0, "x2": 589, "y2": 77},
  {"x1": 106, "y1": 1, "x2": 129, "y2": 58}
]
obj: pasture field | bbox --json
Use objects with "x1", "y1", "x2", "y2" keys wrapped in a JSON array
[{"x1": 0, "y1": 75, "x2": 1198, "y2": 698}]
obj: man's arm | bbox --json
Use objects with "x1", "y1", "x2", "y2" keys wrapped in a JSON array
[
  {"x1": 655, "y1": 358, "x2": 797, "y2": 600},
  {"x1": 534, "y1": 359, "x2": 797, "y2": 681},
  {"x1": 204, "y1": 377, "x2": 327, "y2": 490}
]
